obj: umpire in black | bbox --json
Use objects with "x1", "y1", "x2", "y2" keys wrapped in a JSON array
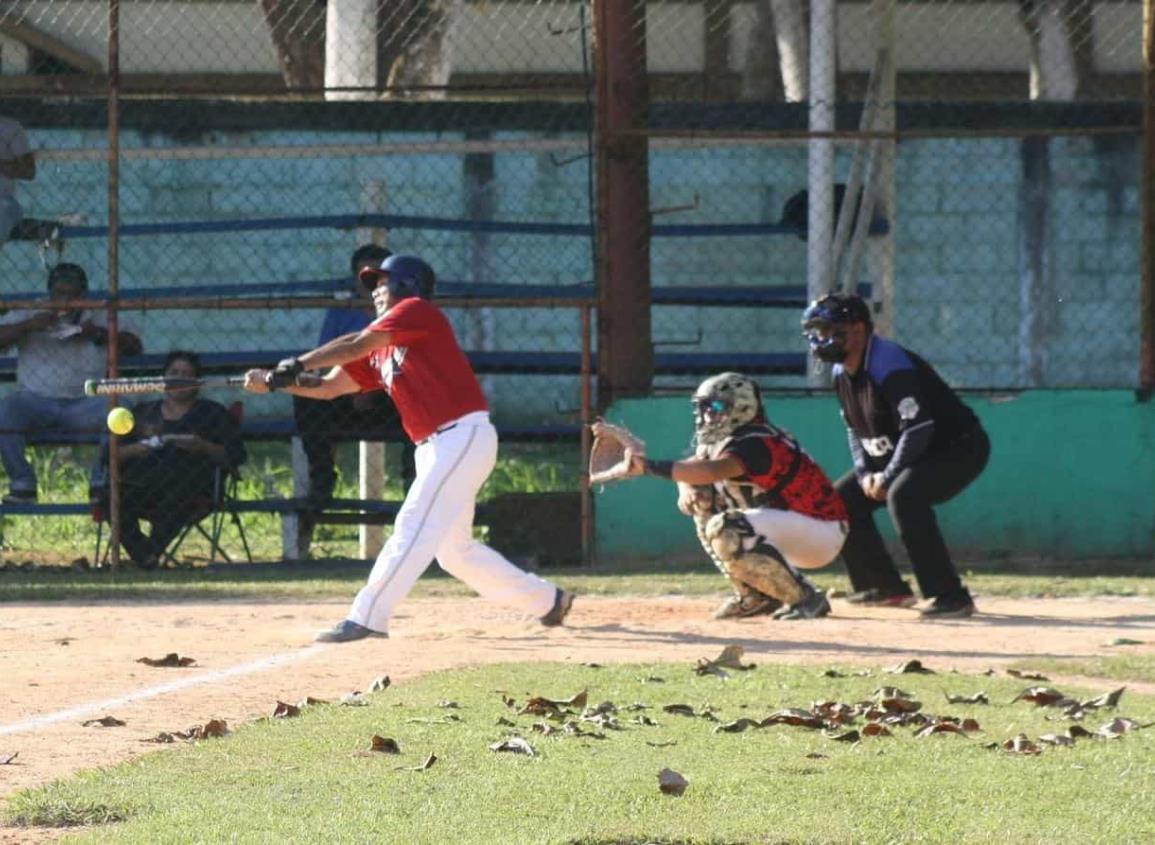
[{"x1": 801, "y1": 293, "x2": 990, "y2": 618}]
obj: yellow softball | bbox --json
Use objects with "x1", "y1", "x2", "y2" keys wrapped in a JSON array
[{"x1": 107, "y1": 407, "x2": 135, "y2": 436}]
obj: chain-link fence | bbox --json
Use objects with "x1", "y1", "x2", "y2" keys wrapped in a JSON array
[{"x1": 0, "y1": 0, "x2": 1148, "y2": 567}]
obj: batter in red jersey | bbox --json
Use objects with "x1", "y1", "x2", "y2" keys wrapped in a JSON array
[
  {"x1": 244, "y1": 254, "x2": 573, "y2": 643},
  {"x1": 605, "y1": 372, "x2": 846, "y2": 621}
]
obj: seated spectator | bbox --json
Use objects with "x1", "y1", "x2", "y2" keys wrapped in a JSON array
[
  {"x1": 0, "y1": 116, "x2": 34, "y2": 248},
  {"x1": 293, "y1": 243, "x2": 414, "y2": 555},
  {"x1": 0, "y1": 262, "x2": 141, "y2": 503},
  {"x1": 112, "y1": 351, "x2": 247, "y2": 568}
]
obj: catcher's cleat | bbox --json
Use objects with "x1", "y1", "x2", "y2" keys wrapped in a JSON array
[
  {"x1": 540, "y1": 588, "x2": 574, "y2": 627},
  {"x1": 774, "y1": 589, "x2": 833, "y2": 621},
  {"x1": 713, "y1": 592, "x2": 782, "y2": 620},
  {"x1": 919, "y1": 591, "x2": 976, "y2": 619},
  {"x1": 316, "y1": 619, "x2": 388, "y2": 643}
]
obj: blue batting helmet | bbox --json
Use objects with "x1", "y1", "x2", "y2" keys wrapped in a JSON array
[{"x1": 358, "y1": 254, "x2": 436, "y2": 301}]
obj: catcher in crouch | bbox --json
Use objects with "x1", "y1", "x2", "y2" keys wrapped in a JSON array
[{"x1": 595, "y1": 372, "x2": 847, "y2": 620}]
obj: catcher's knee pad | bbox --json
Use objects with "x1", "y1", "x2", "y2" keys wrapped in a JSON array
[{"x1": 704, "y1": 510, "x2": 806, "y2": 605}]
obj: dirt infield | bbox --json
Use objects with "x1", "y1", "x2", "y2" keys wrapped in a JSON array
[{"x1": 2, "y1": 593, "x2": 1154, "y2": 838}]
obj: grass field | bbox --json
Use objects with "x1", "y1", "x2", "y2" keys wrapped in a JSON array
[{"x1": 6, "y1": 662, "x2": 1155, "y2": 844}]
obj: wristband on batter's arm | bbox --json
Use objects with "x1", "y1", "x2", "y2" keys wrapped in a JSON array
[{"x1": 643, "y1": 458, "x2": 675, "y2": 480}]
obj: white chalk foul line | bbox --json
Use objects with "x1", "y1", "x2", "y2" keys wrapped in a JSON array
[{"x1": 0, "y1": 644, "x2": 327, "y2": 737}]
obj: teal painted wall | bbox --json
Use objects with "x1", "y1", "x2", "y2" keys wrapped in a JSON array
[{"x1": 594, "y1": 390, "x2": 1155, "y2": 560}]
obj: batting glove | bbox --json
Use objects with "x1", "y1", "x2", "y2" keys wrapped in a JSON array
[{"x1": 266, "y1": 356, "x2": 304, "y2": 391}]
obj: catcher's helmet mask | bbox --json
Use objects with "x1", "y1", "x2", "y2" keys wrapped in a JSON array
[
  {"x1": 692, "y1": 372, "x2": 763, "y2": 446},
  {"x1": 801, "y1": 293, "x2": 872, "y2": 363}
]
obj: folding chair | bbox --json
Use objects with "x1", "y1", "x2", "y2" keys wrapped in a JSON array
[{"x1": 94, "y1": 401, "x2": 252, "y2": 566}]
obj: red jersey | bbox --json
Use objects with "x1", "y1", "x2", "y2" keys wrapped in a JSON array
[
  {"x1": 342, "y1": 298, "x2": 488, "y2": 443},
  {"x1": 708, "y1": 422, "x2": 848, "y2": 522}
]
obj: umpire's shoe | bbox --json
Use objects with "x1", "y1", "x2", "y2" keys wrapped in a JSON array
[
  {"x1": 316, "y1": 619, "x2": 388, "y2": 643},
  {"x1": 541, "y1": 589, "x2": 575, "y2": 627},
  {"x1": 919, "y1": 589, "x2": 976, "y2": 619}
]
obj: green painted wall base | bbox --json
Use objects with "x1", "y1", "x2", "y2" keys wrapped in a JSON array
[{"x1": 594, "y1": 390, "x2": 1155, "y2": 560}]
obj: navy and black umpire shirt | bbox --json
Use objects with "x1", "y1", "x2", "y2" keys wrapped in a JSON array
[{"x1": 832, "y1": 334, "x2": 979, "y2": 483}]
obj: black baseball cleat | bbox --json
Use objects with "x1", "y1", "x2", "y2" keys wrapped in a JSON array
[
  {"x1": 845, "y1": 586, "x2": 917, "y2": 607},
  {"x1": 540, "y1": 588, "x2": 574, "y2": 627},
  {"x1": 774, "y1": 589, "x2": 833, "y2": 621},
  {"x1": 316, "y1": 619, "x2": 388, "y2": 643},
  {"x1": 919, "y1": 592, "x2": 976, "y2": 619}
]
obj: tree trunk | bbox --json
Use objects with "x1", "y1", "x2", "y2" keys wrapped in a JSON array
[
  {"x1": 257, "y1": 0, "x2": 325, "y2": 90},
  {"x1": 382, "y1": 0, "x2": 462, "y2": 97}
]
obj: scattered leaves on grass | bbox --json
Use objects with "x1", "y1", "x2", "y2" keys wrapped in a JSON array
[
  {"x1": 581, "y1": 662, "x2": 603, "y2": 668},
  {"x1": 1039, "y1": 734, "x2": 1076, "y2": 747},
  {"x1": 694, "y1": 645, "x2": 756, "y2": 678},
  {"x1": 886, "y1": 659, "x2": 934, "y2": 675},
  {"x1": 369, "y1": 736, "x2": 400, "y2": 754},
  {"x1": 272, "y1": 701, "x2": 300, "y2": 719},
  {"x1": 0, "y1": 752, "x2": 18, "y2": 764},
  {"x1": 299, "y1": 696, "x2": 328, "y2": 707},
  {"x1": 188, "y1": 720, "x2": 229, "y2": 739},
  {"x1": 136, "y1": 653, "x2": 196, "y2": 668},
  {"x1": 1108, "y1": 638, "x2": 1143, "y2": 646},
  {"x1": 633, "y1": 715, "x2": 658, "y2": 727},
  {"x1": 340, "y1": 693, "x2": 368, "y2": 707},
  {"x1": 641, "y1": 676, "x2": 666, "y2": 684},
  {"x1": 1006, "y1": 669, "x2": 1049, "y2": 681},
  {"x1": 646, "y1": 740, "x2": 677, "y2": 748},
  {"x1": 862, "y1": 723, "x2": 891, "y2": 737},
  {"x1": 531, "y1": 722, "x2": 560, "y2": 736},
  {"x1": 1002, "y1": 734, "x2": 1042, "y2": 755},
  {"x1": 961, "y1": 718, "x2": 982, "y2": 733},
  {"x1": 945, "y1": 692, "x2": 989, "y2": 705},
  {"x1": 438, "y1": 700, "x2": 459, "y2": 709},
  {"x1": 713, "y1": 718, "x2": 762, "y2": 734},
  {"x1": 81, "y1": 716, "x2": 125, "y2": 728},
  {"x1": 490, "y1": 736, "x2": 536, "y2": 757},
  {"x1": 622, "y1": 702, "x2": 649, "y2": 712},
  {"x1": 874, "y1": 696, "x2": 923, "y2": 714},
  {"x1": 821, "y1": 668, "x2": 871, "y2": 678},
  {"x1": 661, "y1": 703, "x2": 697, "y2": 717},
  {"x1": 406, "y1": 715, "x2": 462, "y2": 725},
  {"x1": 805, "y1": 752, "x2": 829, "y2": 759},
  {"x1": 369, "y1": 676, "x2": 391, "y2": 693},
  {"x1": 658, "y1": 768, "x2": 688, "y2": 796},
  {"x1": 495, "y1": 716, "x2": 517, "y2": 727},
  {"x1": 141, "y1": 732, "x2": 178, "y2": 744},
  {"x1": 1067, "y1": 725, "x2": 1095, "y2": 739}
]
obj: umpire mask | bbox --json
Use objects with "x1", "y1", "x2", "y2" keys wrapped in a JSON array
[
  {"x1": 801, "y1": 293, "x2": 871, "y2": 363},
  {"x1": 692, "y1": 372, "x2": 762, "y2": 446}
]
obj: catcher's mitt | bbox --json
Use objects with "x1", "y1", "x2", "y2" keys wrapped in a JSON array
[{"x1": 589, "y1": 420, "x2": 646, "y2": 484}]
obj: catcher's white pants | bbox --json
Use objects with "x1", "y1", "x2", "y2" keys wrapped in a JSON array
[
  {"x1": 744, "y1": 508, "x2": 847, "y2": 570},
  {"x1": 348, "y1": 412, "x2": 559, "y2": 633}
]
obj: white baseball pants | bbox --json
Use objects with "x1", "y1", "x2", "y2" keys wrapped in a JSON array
[
  {"x1": 348, "y1": 412, "x2": 559, "y2": 633},
  {"x1": 744, "y1": 508, "x2": 847, "y2": 570}
]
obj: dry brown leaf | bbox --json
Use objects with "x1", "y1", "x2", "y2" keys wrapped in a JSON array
[
  {"x1": 662, "y1": 703, "x2": 697, "y2": 717},
  {"x1": 489, "y1": 736, "x2": 536, "y2": 757},
  {"x1": 405, "y1": 715, "x2": 461, "y2": 725},
  {"x1": 633, "y1": 715, "x2": 658, "y2": 727},
  {"x1": 369, "y1": 676, "x2": 391, "y2": 693},
  {"x1": 54, "y1": 637, "x2": 74, "y2": 646},
  {"x1": 581, "y1": 662, "x2": 603, "y2": 668},
  {"x1": 518, "y1": 690, "x2": 588, "y2": 718},
  {"x1": 583, "y1": 701, "x2": 618, "y2": 716},
  {"x1": 658, "y1": 768, "x2": 688, "y2": 796},
  {"x1": 945, "y1": 692, "x2": 990, "y2": 705},
  {"x1": 811, "y1": 701, "x2": 857, "y2": 724},
  {"x1": 822, "y1": 669, "x2": 847, "y2": 678},
  {"x1": 1011, "y1": 686, "x2": 1070, "y2": 707},
  {"x1": 646, "y1": 740, "x2": 677, "y2": 748},
  {"x1": 916, "y1": 721, "x2": 968, "y2": 738},
  {"x1": 1081, "y1": 688, "x2": 1126, "y2": 710},
  {"x1": 531, "y1": 722, "x2": 560, "y2": 736},
  {"x1": 827, "y1": 729, "x2": 861, "y2": 743},
  {"x1": 961, "y1": 718, "x2": 982, "y2": 733},
  {"x1": 272, "y1": 701, "x2": 300, "y2": 719},
  {"x1": 877, "y1": 697, "x2": 923, "y2": 714},
  {"x1": 189, "y1": 719, "x2": 229, "y2": 739},
  {"x1": 438, "y1": 700, "x2": 459, "y2": 709},
  {"x1": 1067, "y1": 725, "x2": 1095, "y2": 739},
  {"x1": 805, "y1": 752, "x2": 829, "y2": 759},
  {"x1": 0, "y1": 751, "x2": 18, "y2": 764},
  {"x1": 1039, "y1": 734, "x2": 1075, "y2": 747},
  {"x1": 622, "y1": 703, "x2": 649, "y2": 712},
  {"x1": 136, "y1": 653, "x2": 196, "y2": 668},
  {"x1": 713, "y1": 718, "x2": 761, "y2": 734},
  {"x1": 873, "y1": 686, "x2": 915, "y2": 700},
  {"x1": 140, "y1": 732, "x2": 177, "y2": 744},
  {"x1": 862, "y1": 723, "x2": 891, "y2": 737},
  {"x1": 1097, "y1": 717, "x2": 1147, "y2": 738},
  {"x1": 1006, "y1": 669, "x2": 1049, "y2": 681},
  {"x1": 368, "y1": 735, "x2": 400, "y2": 753},
  {"x1": 495, "y1": 716, "x2": 517, "y2": 727},
  {"x1": 761, "y1": 709, "x2": 824, "y2": 730},
  {"x1": 1002, "y1": 734, "x2": 1042, "y2": 755},
  {"x1": 81, "y1": 716, "x2": 125, "y2": 728},
  {"x1": 886, "y1": 659, "x2": 934, "y2": 675},
  {"x1": 299, "y1": 697, "x2": 328, "y2": 707},
  {"x1": 398, "y1": 753, "x2": 437, "y2": 771},
  {"x1": 340, "y1": 693, "x2": 368, "y2": 707},
  {"x1": 695, "y1": 645, "x2": 756, "y2": 677}
]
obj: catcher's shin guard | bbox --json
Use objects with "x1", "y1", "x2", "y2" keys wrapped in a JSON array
[{"x1": 703, "y1": 510, "x2": 808, "y2": 606}]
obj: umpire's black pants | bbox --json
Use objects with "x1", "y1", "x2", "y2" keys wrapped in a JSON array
[{"x1": 834, "y1": 426, "x2": 990, "y2": 600}]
